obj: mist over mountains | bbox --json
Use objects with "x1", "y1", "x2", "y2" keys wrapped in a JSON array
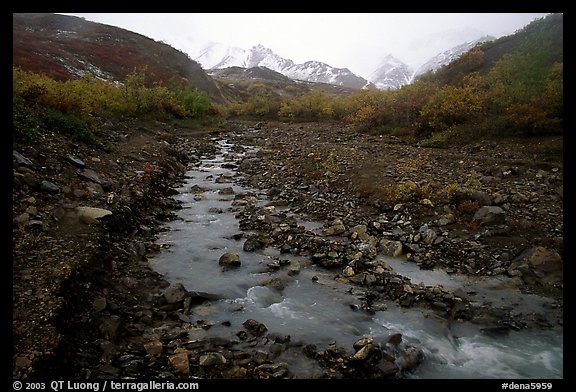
[{"x1": 189, "y1": 28, "x2": 495, "y2": 90}]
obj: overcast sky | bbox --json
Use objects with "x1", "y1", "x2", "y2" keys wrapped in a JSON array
[{"x1": 61, "y1": 13, "x2": 551, "y2": 78}]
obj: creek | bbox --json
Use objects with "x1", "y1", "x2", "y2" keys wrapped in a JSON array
[{"x1": 149, "y1": 134, "x2": 563, "y2": 379}]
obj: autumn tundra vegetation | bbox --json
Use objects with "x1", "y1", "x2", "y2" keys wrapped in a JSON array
[{"x1": 13, "y1": 14, "x2": 562, "y2": 150}]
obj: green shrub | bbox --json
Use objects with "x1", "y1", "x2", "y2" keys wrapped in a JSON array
[
  {"x1": 13, "y1": 96, "x2": 41, "y2": 142},
  {"x1": 39, "y1": 108, "x2": 99, "y2": 145}
]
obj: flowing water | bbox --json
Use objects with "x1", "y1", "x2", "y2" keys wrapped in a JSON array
[{"x1": 149, "y1": 135, "x2": 563, "y2": 379}]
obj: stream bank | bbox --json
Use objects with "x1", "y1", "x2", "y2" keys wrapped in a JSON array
[{"x1": 12, "y1": 120, "x2": 563, "y2": 380}]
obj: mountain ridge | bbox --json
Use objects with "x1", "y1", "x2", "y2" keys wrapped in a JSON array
[
  {"x1": 193, "y1": 31, "x2": 498, "y2": 91},
  {"x1": 195, "y1": 42, "x2": 375, "y2": 90}
]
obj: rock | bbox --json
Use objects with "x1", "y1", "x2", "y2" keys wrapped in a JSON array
[
  {"x1": 351, "y1": 224, "x2": 375, "y2": 244},
  {"x1": 199, "y1": 352, "x2": 227, "y2": 366},
  {"x1": 351, "y1": 343, "x2": 381, "y2": 363},
  {"x1": 219, "y1": 252, "x2": 241, "y2": 267},
  {"x1": 480, "y1": 326, "x2": 510, "y2": 337},
  {"x1": 243, "y1": 319, "x2": 268, "y2": 336},
  {"x1": 78, "y1": 168, "x2": 104, "y2": 184},
  {"x1": 470, "y1": 191, "x2": 492, "y2": 206},
  {"x1": 40, "y1": 180, "x2": 59, "y2": 193},
  {"x1": 436, "y1": 213, "x2": 455, "y2": 226},
  {"x1": 387, "y1": 333, "x2": 402, "y2": 345},
  {"x1": 509, "y1": 246, "x2": 563, "y2": 284},
  {"x1": 379, "y1": 239, "x2": 403, "y2": 257},
  {"x1": 396, "y1": 346, "x2": 424, "y2": 371},
  {"x1": 421, "y1": 228, "x2": 437, "y2": 245},
  {"x1": 66, "y1": 154, "x2": 86, "y2": 167},
  {"x1": 473, "y1": 206, "x2": 506, "y2": 225},
  {"x1": 75, "y1": 206, "x2": 112, "y2": 225},
  {"x1": 287, "y1": 261, "x2": 301, "y2": 276},
  {"x1": 13, "y1": 150, "x2": 33, "y2": 166},
  {"x1": 263, "y1": 277, "x2": 285, "y2": 291},
  {"x1": 14, "y1": 212, "x2": 30, "y2": 225},
  {"x1": 163, "y1": 282, "x2": 189, "y2": 304},
  {"x1": 343, "y1": 266, "x2": 355, "y2": 277},
  {"x1": 143, "y1": 339, "x2": 163, "y2": 356},
  {"x1": 99, "y1": 315, "x2": 122, "y2": 342},
  {"x1": 352, "y1": 337, "x2": 374, "y2": 351},
  {"x1": 14, "y1": 355, "x2": 32, "y2": 369},
  {"x1": 218, "y1": 187, "x2": 235, "y2": 195},
  {"x1": 324, "y1": 220, "x2": 346, "y2": 236},
  {"x1": 243, "y1": 237, "x2": 265, "y2": 252},
  {"x1": 420, "y1": 198, "x2": 434, "y2": 207},
  {"x1": 169, "y1": 348, "x2": 189, "y2": 374},
  {"x1": 93, "y1": 297, "x2": 107, "y2": 312},
  {"x1": 375, "y1": 359, "x2": 399, "y2": 377}
]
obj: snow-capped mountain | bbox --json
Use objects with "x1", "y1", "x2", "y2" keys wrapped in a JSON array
[
  {"x1": 368, "y1": 55, "x2": 413, "y2": 90},
  {"x1": 404, "y1": 27, "x2": 490, "y2": 67},
  {"x1": 193, "y1": 30, "x2": 497, "y2": 91},
  {"x1": 195, "y1": 43, "x2": 372, "y2": 90},
  {"x1": 367, "y1": 34, "x2": 496, "y2": 89},
  {"x1": 283, "y1": 60, "x2": 371, "y2": 90},
  {"x1": 413, "y1": 35, "x2": 495, "y2": 79},
  {"x1": 196, "y1": 43, "x2": 294, "y2": 70}
]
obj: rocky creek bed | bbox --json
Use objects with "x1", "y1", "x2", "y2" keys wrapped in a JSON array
[{"x1": 12, "y1": 119, "x2": 563, "y2": 380}]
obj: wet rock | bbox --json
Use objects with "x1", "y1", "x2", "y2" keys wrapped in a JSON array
[
  {"x1": 219, "y1": 187, "x2": 235, "y2": 195},
  {"x1": 163, "y1": 282, "x2": 189, "y2": 304},
  {"x1": 343, "y1": 266, "x2": 355, "y2": 277},
  {"x1": 188, "y1": 184, "x2": 209, "y2": 194},
  {"x1": 396, "y1": 346, "x2": 424, "y2": 371},
  {"x1": 287, "y1": 261, "x2": 302, "y2": 276},
  {"x1": 243, "y1": 237, "x2": 265, "y2": 252},
  {"x1": 387, "y1": 333, "x2": 402, "y2": 345},
  {"x1": 243, "y1": 319, "x2": 268, "y2": 337},
  {"x1": 263, "y1": 277, "x2": 285, "y2": 291},
  {"x1": 375, "y1": 359, "x2": 400, "y2": 377},
  {"x1": 219, "y1": 252, "x2": 241, "y2": 267},
  {"x1": 350, "y1": 343, "x2": 381, "y2": 363},
  {"x1": 199, "y1": 352, "x2": 227, "y2": 366},
  {"x1": 352, "y1": 336, "x2": 374, "y2": 350}
]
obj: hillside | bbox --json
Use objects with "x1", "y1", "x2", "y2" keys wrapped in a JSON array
[
  {"x1": 12, "y1": 13, "x2": 226, "y2": 103},
  {"x1": 415, "y1": 13, "x2": 563, "y2": 86}
]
